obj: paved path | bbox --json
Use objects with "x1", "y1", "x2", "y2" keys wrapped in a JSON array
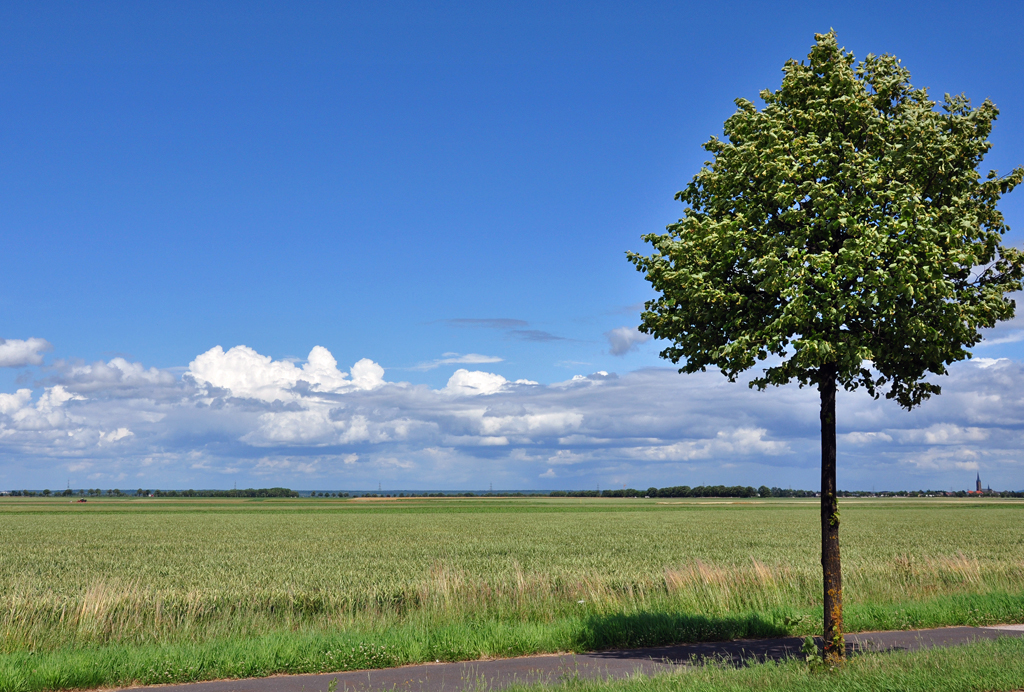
[{"x1": 130, "y1": 625, "x2": 1024, "y2": 692}]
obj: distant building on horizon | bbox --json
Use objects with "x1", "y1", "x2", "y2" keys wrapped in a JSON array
[{"x1": 970, "y1": 472, "x2": 994, "y2": 495}]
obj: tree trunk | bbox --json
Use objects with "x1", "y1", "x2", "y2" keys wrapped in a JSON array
[{"x1": 819, "y1": 363, "x2": 844, "y2": 663}]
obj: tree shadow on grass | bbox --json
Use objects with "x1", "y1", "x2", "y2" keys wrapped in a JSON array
[{"x1": 574, "y1": 610, "x2": 791, "y2": 653}]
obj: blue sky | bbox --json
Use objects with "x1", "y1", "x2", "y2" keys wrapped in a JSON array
[{"x1": 2, "y1": 1, "x2": 1024, "y2": 491}]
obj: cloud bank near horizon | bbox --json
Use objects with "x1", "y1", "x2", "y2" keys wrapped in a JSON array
[{"x1": 1, "y1": 341, "x2": 1022, "y2": 491}]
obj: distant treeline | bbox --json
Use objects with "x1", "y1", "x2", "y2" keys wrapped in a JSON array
[
  {"x1": 552, "y1": 485, "x2": 767, "y2": 498},
  {"x1": 551, "y1": 486, "x2": 1024, "y2": 499},
  {"x1": 147, "y1": 488, "x2": 299, "y2": 498},
  {"x1": 355, "y1": 492, "x2": 538, "y2": 498},
  {"x1": 839, "y1": 489, "x2": 1024, "y2": 498},
  {"x1": 5, "y1": 486, "x2": 1024, "y2": 499},
  {"x1": 4, "y1": 487, "x2": 299, "y2": 498}
]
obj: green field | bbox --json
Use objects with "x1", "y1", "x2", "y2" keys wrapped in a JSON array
[{"x1": 1, "y1": 496, "x2": 1023, "y2": 690}]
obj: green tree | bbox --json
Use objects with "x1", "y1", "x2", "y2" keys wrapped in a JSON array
[{"x1": 628, "y1": 32, "x2": 1023, "y2": 662}]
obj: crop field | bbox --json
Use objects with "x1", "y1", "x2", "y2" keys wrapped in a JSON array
[{"x1": 1, "y1": 496, "x2": 1023, "y2": 689}]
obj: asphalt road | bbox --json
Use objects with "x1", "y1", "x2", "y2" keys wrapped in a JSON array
[{"x1": 127, "y1": 625, "x2": 1024, "y2": 692}]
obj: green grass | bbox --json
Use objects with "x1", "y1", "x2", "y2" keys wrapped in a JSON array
[
  {"x1": 2, "y1": 609, "x2": 1022, "y2": 691},
  {"x1": 500, "y1": 635, "x2": 1024, "y2": 692},
  {"x1": 2, "y1": 598, "x2": 1022, "y2": 692},
  {"x1": 1, "y1": 496, "x2": 1022, "y2": 690}
]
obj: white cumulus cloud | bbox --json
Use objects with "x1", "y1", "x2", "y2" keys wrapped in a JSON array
[
  {"x1": 188, "y1": 345, "x2": 384, "y2": 402},
  {"x1": 0, "y1": 389, "x2": 33, "y2": 415},
  {"x1": 444, "y1": 369, "x2": 507, "y2": 396},
  {"x1": 0, "y1": 338, "x2": 52, "y2": 367},
  {"x1": 55, "y1": 357, "x2": 178, "y2": 397},
  {"x1": 1, "y1": 385, "x2": 83, "y2": 433},
  {"x1": 100, "y1": 428, "x2": 133, "y2": 443}
]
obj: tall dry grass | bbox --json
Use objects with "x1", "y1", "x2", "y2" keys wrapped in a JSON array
[{"x1": 4, "y1": 551, "x2": 1022, "y2": 652}]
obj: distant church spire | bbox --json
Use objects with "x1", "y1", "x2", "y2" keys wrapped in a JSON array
[{"x1": 976, "y1": 472, "x2": 982, "y2": 493}]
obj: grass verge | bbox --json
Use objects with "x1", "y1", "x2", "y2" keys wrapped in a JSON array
[
  {"x1": 501, "y1": 635, "x2": 1024, "y2": 692},
  {"x1": 1, "y1": 592, "x2": 1022, "y2": 692}
]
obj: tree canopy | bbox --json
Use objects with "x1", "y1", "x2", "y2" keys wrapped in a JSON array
[{"x1": 628, "y1": 31, "x2": 1023, "y2": 408}]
